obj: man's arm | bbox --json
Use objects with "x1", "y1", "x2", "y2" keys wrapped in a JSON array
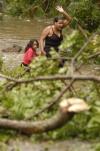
[
  {"x1": 56, "y1": 6, "x2": 88, "y2": 39},
  {"x1": 56, "y1": 6, "x2": 72, "y2": 26}
]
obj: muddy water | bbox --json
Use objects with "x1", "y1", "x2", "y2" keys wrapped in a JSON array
[{"x1": 0, "y1": 16, "x2": 49, "y2": 49}]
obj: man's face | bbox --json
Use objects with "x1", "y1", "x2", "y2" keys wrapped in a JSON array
[{"x1": 55, "y1": 20, "x2": 64, "y2": 31}]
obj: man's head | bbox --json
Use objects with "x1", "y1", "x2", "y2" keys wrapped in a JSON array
[{"x1": 53, "y1": 16, "x2": 65, "y2": 31}]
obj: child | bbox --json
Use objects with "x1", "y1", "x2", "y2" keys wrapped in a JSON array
[{"x1": 22, "y1": 39, "x2": 39, "y2": 66}]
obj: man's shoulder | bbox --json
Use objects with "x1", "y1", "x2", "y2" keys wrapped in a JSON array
[{"x1": 43, "y1": 25, "x2": 52, "y2": 31}]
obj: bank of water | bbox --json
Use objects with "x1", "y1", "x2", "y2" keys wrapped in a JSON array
[{"x1": 0, "y1": 138, "x2": 99, "y2": 151}]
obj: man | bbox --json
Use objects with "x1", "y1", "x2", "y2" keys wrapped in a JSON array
[{"x1": 39, "y1": 6, "x2": 72, "y2": 57}]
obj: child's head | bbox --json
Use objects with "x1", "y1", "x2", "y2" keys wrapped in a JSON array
[
  {"x1": 29, "y1": 39, "x2": 39, "y2": 49},
  {"x1": 25, "y1": 39, "x2": 39, "y2": 52}
]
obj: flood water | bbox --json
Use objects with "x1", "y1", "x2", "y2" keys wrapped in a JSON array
[{"x1": 0, "y1": 16, "x2": 48, "y2": 49}]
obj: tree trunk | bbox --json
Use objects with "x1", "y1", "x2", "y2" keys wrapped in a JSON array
[
  {"x1": 0, "y1": 98, "x2": 89, "y2": 134},
  {"x1": 0, "y1": 111, "x2": 74, "y2": 134}
]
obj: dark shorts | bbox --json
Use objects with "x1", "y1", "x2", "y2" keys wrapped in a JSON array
[
  {"x1": 21, "y1": 62, "x2": 28, "y2": 67},
  {"x1": 21, "y1": 63, "x2": 31, "y2": 72},
  {"x1": 44, "y1": 46, "x2": 65, "y2": 67},
  {"x1": 44, "y1": 46, "x2": 59, "y2": 58}
]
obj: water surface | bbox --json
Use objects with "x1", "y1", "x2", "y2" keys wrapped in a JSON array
[{"x1": 0, "y1": 17, "x2": 49, "y2": 49}]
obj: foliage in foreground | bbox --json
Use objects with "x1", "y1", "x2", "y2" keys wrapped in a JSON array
[{"x1": 0, "y1": 30, "x2": 99, "y2": 141}]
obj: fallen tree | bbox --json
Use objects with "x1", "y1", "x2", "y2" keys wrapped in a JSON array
[
  {"x1": 0, "y1": 29, "x2": 99, "y2": 138},
  {"x1": 0, "y1": 98, "x2": 89, "y2": 134}
]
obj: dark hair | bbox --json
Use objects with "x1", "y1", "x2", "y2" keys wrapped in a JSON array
[
  {"x1": 24, "y1": 39, "x2": 39, "y2": 52},
  {"x1": 53, "y1": 16, "x2": 65, "y2": 23}
]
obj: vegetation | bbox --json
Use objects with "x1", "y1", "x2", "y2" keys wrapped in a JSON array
[
  {"x1": 5, "y1": 0, "x2": 100, "y2": 32},
  {"x1": 0, "y1": 1, "x2": 99, "y2": 150}
]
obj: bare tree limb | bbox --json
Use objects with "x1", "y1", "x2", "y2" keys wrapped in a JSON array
[
  {"x1": 77, "y1": 24, "x2": 88, "y2": 40},
  {"x1": 88, "y1": 52, "x2": 100, "y2": 59},
  {"x1": 71, "y1": 32, "x2": 96, "y2": 68},
  {"x1": 0, "y1": 74, "x2": 100, "y2": 84},
  {"x1": 27, "y1": 80, "x2": 74, "y2": 119},
  {"x1": 0, "y1": 74, "x2": 18, "y2": 82}
]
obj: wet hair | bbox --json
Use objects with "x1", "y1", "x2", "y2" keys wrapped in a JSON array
[
  {"x1": 53, "y1": 16, "x2": 66, "y2": 23},
  {"x1": 24, "y1": 39, "x2": 39, "y2": 52}
]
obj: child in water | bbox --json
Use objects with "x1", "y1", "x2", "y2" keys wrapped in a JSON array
[{"x1": 22, "y1": 39, "x2": 39, "y2": 66}]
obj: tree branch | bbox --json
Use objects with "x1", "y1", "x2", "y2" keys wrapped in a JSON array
[{"x1": 13, "y1": 75, "x2": 100, "y2": 83}]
